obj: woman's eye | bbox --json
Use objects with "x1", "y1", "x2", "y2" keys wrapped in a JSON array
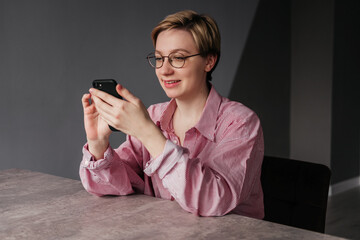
[{"x1": 173, "y1": 56, "x2": 185, "y2": 61}]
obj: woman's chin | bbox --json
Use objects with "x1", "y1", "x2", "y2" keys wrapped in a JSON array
[
  {"x1": 162, "y1": 88, "x2": 180, "y2": 99},
  {"x1": 165, "y1": 92, "x2": 178, "y2": 99}
]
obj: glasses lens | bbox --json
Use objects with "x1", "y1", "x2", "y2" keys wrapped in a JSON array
[
  {"x1": 169, "y1": 53, "x2": 185, "y2": 68},
  {"x1": 154, "y1": 54, "x2": 164, "y2": 68},
  {"x1": 147, "y1": 54, "x2": 157, "y2": 68}
]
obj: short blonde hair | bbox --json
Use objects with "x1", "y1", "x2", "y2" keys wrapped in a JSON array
[{"x1": 151, "y1": 10, "x2": 221, "y2": 81}]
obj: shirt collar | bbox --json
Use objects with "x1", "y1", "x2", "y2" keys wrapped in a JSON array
[
  {"x1": 157, "y1": 98, "x2": 177, "y2": 132},
  {"x1": 157, "y1": 85, "x2": 222, "y2": 142},
  {"x1": 194, "y1": 86, "x2": 221, "y2": 141}
]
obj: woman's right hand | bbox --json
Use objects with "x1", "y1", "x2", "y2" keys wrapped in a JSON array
[{"x1": 81, "y1": 93, "x2": 111, "y2": 160}]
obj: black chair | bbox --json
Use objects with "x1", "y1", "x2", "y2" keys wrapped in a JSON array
[{"x1": 261, "y1": 156, "x2": 331, "y2": 233}]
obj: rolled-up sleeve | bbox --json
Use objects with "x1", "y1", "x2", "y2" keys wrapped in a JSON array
[
  {"x1": 144, "y1": 140, "x2": 184, "y2": 179},
  {"x1": 79, "y1": 136, "x2": 145, "y2": 196}
]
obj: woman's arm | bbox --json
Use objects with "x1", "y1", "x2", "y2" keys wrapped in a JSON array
[
  {"x1": 144, "y1": 113, "x2": 264, "y2": 217},
  {"x1": 80, "y1": 85, "x2": 167, "y2": 197},
  {"x1": 79, "y1": 135, "x2": 146, "y2": 196}
]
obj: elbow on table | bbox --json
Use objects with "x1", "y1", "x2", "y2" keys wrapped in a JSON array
[{"x1": 178, "y1": 194, "x2": 237, "y2": 217}]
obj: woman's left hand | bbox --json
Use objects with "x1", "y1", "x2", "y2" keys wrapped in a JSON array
[{"x1": 89, "y1": 84, "x2": 153, "y2": 139}]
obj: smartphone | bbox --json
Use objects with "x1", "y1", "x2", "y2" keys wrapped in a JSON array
[
  {"x1": 92, "y1": 79, "x2": 122, "y2": 99},
  {"x1": 92, "y1": 79, "x2": 122, "y2": 131}
]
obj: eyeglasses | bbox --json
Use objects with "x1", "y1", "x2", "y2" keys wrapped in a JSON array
[{"x1": 147, "y1": 52, "x2": 201, "y2": 69}]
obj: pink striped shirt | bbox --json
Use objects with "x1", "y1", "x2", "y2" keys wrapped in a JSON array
[{"x1": 80, "y1": 86, "x2": 264, "y2": 218}]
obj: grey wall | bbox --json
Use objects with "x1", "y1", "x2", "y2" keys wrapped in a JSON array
[
  {"x1": 229, "y1": 0, "x2": 359, "y2": 185},
  {"x1": 229, "y1": 0, "x2": 335, "y2": 167},
  {"x1": 289, "y1": 0, "x2": 360, "y2": 184},
  {"x1": 0, "y1": 0, "x2": 259, "y2": 179},
  {"x1": 290, "y1": 0, "x2": 333, "y2": 167},
  {"x1": 1, "y1": 0, "x2": 359, "y2": 186},
  {"x1": 331, "y1": 0, "x2": 360, "y2": 184}
]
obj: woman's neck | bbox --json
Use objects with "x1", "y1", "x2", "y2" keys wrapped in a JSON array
[{"x1": 173, "y1": 83, "x2": 210, "y2": 131}]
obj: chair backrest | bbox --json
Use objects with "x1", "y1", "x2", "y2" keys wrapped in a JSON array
[{"x1": 261, "y1": 156, "x2": 331, "y2": 233}]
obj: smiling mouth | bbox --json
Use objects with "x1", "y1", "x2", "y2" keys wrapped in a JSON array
[{"x1": 164, "y1": 80, "x2": 181, "y2": 84}]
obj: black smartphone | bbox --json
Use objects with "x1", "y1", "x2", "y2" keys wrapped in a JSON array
[
  {"x1": 92, "y1": 79, "x2": 122, "y2": 99},
  {"x1": 92, "y1": 79, "x2": 122, "y2": 131}
]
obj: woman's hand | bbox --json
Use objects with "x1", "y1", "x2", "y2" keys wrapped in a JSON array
[
  {"x1": 82, "y1": 93, "x2": 112, "y2": 140},
  {"x1": 81, "y1": 93, "x2": 111, "y2": 160},
  {"x1": 89, "y1": 84, "x2": 166, "y2": 158},
  {"x1": 88, "y1": 84, "x2": 150, "y2": 137}
]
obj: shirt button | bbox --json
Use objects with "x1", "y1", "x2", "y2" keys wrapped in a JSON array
[{"x1": 84, "y1": 160, "x2": 90, "y2": 167}]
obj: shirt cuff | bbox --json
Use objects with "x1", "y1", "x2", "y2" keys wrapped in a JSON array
[
  {"x1": 81, "y1": 143, "x2": 113, "y2": 170},
  {"x1": 143, "y1": 140, "x2": 183, "y2": 179}
]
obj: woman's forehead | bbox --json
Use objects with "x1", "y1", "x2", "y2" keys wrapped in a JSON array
[{"x1": 155, "y1": 29, "x2": 197, "y2": 53}]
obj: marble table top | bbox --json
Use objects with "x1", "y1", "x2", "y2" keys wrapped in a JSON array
[{"x1": 0, "y1": 169, "x2": 344, "y2": 240}]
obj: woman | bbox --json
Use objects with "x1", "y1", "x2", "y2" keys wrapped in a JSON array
[{"x1": 80, "y1": 10, "x2": 264, "y2": 218}]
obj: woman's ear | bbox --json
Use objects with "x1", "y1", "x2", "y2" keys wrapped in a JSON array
[{"x1": 205, "y1": 54, "x2": 218, "y2": 72}]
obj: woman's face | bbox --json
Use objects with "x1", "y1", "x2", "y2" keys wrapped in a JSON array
[{"x1": 155, "y1": 28, "x2": 215, "y2": 101}]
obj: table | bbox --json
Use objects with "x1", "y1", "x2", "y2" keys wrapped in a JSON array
[{"x1": 0, "y1": 169, "x2": 344, "y2": 240}]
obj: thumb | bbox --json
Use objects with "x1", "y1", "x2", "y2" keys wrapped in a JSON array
[{"x1": 116, "y1": 84, "x2": 139, "y2": 104}]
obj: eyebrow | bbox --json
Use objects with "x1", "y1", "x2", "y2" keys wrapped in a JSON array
[{"x1": 155, "y1": 48, "x2": 191, "y2": 54}]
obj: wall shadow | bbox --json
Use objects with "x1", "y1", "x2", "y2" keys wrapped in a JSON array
[
  {"x1": 229, "y1": 0, "x2": 291, "y2": 157},
  {"x1": 331, "y1": 0, "x2": 360, "y2": 184}
]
